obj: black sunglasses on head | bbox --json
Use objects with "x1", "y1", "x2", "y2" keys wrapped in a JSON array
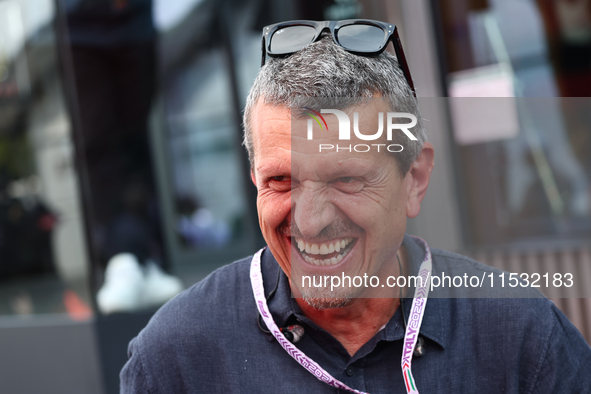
[{"x1": 261, "y1": 19, "x2": 415, "y2": 96}]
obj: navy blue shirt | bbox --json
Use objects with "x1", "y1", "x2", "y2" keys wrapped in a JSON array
[{"x1": 121, "y1": 235, "x2": 591, "y2": 393}]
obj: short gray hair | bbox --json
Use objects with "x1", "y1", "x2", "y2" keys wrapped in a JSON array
[{"x1": 243, "y1": 36, "x2": 427, "y2": 174}]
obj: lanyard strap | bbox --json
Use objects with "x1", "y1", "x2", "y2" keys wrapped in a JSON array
[
  {"x1": 250, "y1": 248, "x2": 365, "y2": 393},
  {"x1": 401, "y1": 236, "x2": 432, "y2": 394},
  {"x1": 250, "y1": 236, "x2": 432, "y2": 394}
]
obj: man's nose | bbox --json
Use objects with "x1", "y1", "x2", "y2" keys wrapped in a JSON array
[{"x1": 292, "y1": 184, "x2": 336, "y2": 239}]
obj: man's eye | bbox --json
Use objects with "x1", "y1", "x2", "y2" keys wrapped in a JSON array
[
  {"x1": 332, "y1": 176, "x2": 362, "y2": 193},
  {"x1": 268, "y1": 175, "x2": 292, "y2": 192}
]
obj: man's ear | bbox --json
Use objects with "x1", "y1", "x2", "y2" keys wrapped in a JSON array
[
  {"x1": 250, "y1": 170, "x2": 257, "y2": 188},
  {"x1": 406, "y1": 142, "x2": 435, "y2": 219}
]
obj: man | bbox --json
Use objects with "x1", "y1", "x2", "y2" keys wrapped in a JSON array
[{"x1": 121, "y1": 20, "x2": 591, "y2": 393}]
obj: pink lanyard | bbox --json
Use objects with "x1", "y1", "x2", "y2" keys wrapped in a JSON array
[{"x1": 250, "y1": 236, "x2": 432, "y2": 394}]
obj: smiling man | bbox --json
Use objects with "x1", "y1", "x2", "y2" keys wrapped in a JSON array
[
  {"x1": 249, "y1": 96, "x2": 434, "y2": 357},
  {"x1": 121, "y1": 20, "x2": 591, "y2": 394}
]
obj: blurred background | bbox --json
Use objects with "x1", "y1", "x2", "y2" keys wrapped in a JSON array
[{"x1": 0, "y1": 0, "x2": 589, "y2": 392}]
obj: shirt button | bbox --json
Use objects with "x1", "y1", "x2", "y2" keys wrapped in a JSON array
[{"x1": 346, "y1": 366, "x2": 354, "y2": 377}]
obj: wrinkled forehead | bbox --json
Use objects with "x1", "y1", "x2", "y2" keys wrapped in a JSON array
[
  {"x1": 252, "y1": 98, "x2": 391, "y2": 146},
  {"x1": 252, "y1": 99, "x2": 405, "y2": 178},
  {"x1": 292, "y1": 105, "x2": 400, "y2": 179}
]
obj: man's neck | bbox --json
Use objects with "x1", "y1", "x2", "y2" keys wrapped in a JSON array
[
  {"x1": 294, "y1": 246, "x2": 409, "y2": 356},
  {"x1": 295, "y1": 296, "x2": 400, "y2": 356}
]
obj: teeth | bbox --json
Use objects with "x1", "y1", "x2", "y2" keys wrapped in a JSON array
[
  {"x1": 294, "y1": 237, "x2": 354, "y2": 266},
  {"x1": 295, "y1": 237, "x2": 352, "y2": 256}
]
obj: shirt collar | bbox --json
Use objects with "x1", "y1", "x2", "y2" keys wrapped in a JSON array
[
  {"x1": 261, "y1": 234, "x2": 449, "y2": 349},
  {"x1": 260, "y1": 249, "x2": 294, "y2": 328}
]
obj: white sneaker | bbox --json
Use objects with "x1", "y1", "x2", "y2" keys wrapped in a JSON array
[
  {"x1": 140, "y1": 261, "x2": 184, "y2": 308},
  {"x1": 97, "y1": 253, "x2": 144, "y2": 314}
]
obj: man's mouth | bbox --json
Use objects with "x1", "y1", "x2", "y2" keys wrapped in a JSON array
[{"x1": 292, "y1": 237, "x2": 356, "y2": 266}]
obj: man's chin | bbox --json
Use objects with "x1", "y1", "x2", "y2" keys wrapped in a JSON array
[
  {"x1": 299, "y1": 287, "x2": 357, "y2": 310},
  {"x1": 302, "y1": 297, "x2": 353, "y2": 310}
]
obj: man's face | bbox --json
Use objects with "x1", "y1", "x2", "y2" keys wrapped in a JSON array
[{"x1": 250, "y1": 99, "x2": 431, "y2": 308}]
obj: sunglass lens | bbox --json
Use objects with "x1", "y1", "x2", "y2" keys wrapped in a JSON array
[
  {"x1": 270, "y1": 25, "x2": 316, "y2": 54},
  {"x1": 337, "y1": 24, "x2": 386, "y2": 52}
]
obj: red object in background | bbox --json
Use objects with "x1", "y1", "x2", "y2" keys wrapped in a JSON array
[
  {"x1": 63, "y1": 289, "x2": 92, "y2": 321},
  {"x1": 0, "y1": 82, "x2": 18, "y2": 98},
  {"x1": 113, "y1": 0, "x2": 129, "y2": 11},
  {"x1": 37, "y1": 212, "x2": 57, "y2": 232}
]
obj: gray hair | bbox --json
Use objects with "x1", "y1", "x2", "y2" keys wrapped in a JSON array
[{"x1": 243, "y1": 36, "x2": 427, "y2": 174}]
